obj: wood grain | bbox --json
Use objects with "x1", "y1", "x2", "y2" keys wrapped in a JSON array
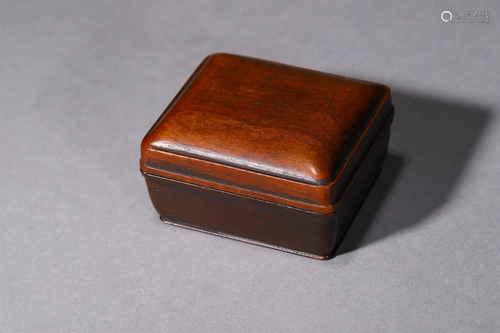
[{"x1": 141, "y1": 53, "x2": 393, "y2": 213}]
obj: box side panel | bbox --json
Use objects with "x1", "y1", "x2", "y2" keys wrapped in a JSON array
[
  {"x1": 331, "y1": 104, "x2": 393, "y2": 202},
  {"x1": 143, "y1": 172, "x2": 337, "y2": 258},
  {"x1": 334, "y1": 127, "x2": 390, "y2": 250}
]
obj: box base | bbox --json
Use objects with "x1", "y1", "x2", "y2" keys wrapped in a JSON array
[
  {"x1": 160, "y1": 216, "x2": 333, "y2": 260},
  {"x1": 159, "y1": 167, "x2": 381, "y2": 260}
]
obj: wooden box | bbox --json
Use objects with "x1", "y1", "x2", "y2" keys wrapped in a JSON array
[{"x1": 140, "y1": 53, "x2": 394, "y2": 259}]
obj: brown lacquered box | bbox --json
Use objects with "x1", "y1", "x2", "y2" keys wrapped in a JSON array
[{"x1": 140, "y1": 53, "x2": 394, "y2": 259}]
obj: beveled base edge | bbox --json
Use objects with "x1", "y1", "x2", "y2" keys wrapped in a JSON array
[{"x1": 160, "y1": 216, "x2": 331, "y2": 260}]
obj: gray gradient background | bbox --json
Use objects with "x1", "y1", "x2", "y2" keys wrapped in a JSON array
[{"x1": 1, "y1": 1, "x2": 499, "y2": 332}]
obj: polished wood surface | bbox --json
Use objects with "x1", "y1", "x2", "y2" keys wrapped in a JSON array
[
  {"x1": 141, "y1": 53, "x2": 393, "y2": 213},
  {"x1": 143, "y1": 115, "x2": 392, "y2": 258}
]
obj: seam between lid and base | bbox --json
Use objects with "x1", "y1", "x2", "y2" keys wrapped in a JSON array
[{"x1": 141, "y1": 109, "x2": 394, "y2": 214}]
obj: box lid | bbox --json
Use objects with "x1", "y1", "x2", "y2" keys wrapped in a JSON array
[{"x1": 141, "y1": 53, "x2": 393, "y2": 214}]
